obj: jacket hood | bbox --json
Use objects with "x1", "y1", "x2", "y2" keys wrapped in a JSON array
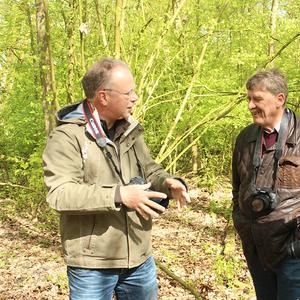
[
  {"x1": 56, "y1": 101, "x2": 86, "y2": 126},
  {"x1": 55, "y1": 100, "x2": 141, "y2": 140}
]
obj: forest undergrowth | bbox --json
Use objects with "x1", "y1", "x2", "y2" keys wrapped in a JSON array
[{"x1": 0, "y1": 182, "x2": 255, "y2": 300}]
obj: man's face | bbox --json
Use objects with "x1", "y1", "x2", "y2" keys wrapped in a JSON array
[
  {"x1": 104, "y1": 66, "x2": 138, "y2": 123},
  {"x1": 247, "y1": 87, "x2": 285, "y2": 130}
]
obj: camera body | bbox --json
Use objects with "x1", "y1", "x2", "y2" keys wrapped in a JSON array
[
  {"x1": 128, "y1": 176, "x2": 169, "y2": 211},
  {"x1": 250, "y1": 187, "x2": 278, "y2": 217}
]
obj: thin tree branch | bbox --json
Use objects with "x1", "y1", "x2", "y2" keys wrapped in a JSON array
[
  {"x1": 0, "y1": 182, "x2": 45, "y2": 196},
  {"x1": 263, "y1": 32, "x2": 300, "y2": 68},
  {"x1": 155, "y1": 259, "x2": 203, "y2": 299}
]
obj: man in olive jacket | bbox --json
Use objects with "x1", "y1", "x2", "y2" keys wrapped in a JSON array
[
  {"x1": 232, "y1": 69, "x2": 300, "y2": 299},
  {"x1": 43, "y1": 58, "x2": 190, "y2": 300}
]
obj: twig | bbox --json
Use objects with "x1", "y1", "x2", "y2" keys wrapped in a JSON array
[
  {"x1": 137, "y1": 0, "x2": 188, "y2": 97},
  {"x1": 157, "y1": 0, "x2": 230, "y2": 161},
  {"x1": 158, "y1": 93, "x2": 244, "y2": 166},
  {"x1": 10, "y1": 48, "x2": 23, "y2": 62},
  {"x1": 0, "y1": 182, "x2": 44, "y2": 196},
  {"x1": 263, "y1": 32, "x2": 300, "y2": 68},
  {"x1": 220, "y1": 207, "x2": 232, "y2": 256},
  {"x1": 155, "y1": 259, "x2": 203, "y2": 299},
  {"x1": 139, "y1": 18, "x2": 153, "y2": 34},
  {"x1": 157, "y1": 23, "x2": 215, "y2": 161},
  {"x1": 0, "y1": 198, "x2": 15, "y2": 203}
]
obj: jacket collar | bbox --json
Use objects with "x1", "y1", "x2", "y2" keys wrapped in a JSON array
[
  {"x1": 286, "y1": 109, "x2": 297, "y2": 146},
  {"x1": 246, "y1": 108, "x2": 297, "y2": 146}
]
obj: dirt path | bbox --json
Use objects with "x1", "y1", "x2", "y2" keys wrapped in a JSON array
[{"x1": 0, "y1": 187, "x2": 254, "y2": 299}]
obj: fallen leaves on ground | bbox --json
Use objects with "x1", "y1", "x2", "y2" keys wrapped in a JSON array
[{"x1": 0, "y1": 184, "x2": 255, "y2": 299}]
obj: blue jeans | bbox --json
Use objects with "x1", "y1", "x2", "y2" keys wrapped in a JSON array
[
  {"x1": 246, "y1": 249, "x2": 300, "y2": 300},
  {"x1": 67, "y1": 256, "x2": 158, "y2": 300}
]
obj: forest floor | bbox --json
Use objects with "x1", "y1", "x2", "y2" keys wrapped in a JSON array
[{"x1": 0, "y1": 182, "x2": 255, "y2": 300}]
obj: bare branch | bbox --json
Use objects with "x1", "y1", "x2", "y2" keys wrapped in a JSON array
[
  {"x1": 0, "y1": 182, "x2": 45, "y2": 197},
  {"x1": 155, "y1": 259, "x2": 203, "y2": 299},
  {"x1": 263, "y1": 32, "x2": 300, "y2": 68}
]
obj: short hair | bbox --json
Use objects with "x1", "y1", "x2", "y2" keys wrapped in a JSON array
[
  {"x1": 246, "y1": 69, "x2": 288, "y2": 100},
  {"x1": 81, "y1": 58, "x2": 128, "y2": 99}
]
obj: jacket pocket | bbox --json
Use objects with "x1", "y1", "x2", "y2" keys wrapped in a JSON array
[
  {"x1": 252, "y1": 219, "x2": 295, "y2": 269},
  {"x1": 278, "y1": 156, "x2": 300, "y2": 188},
  {"x1": 232, "y1": 208, "x2": 253, "y2": 245},
  {"x1": 86, "y1": 215, "x2": 96, "y2": 250},
  {"x1": 85, "y1": 213, "x2": 128, "y2": 259},
  {"x1": 62, "y1": 215, "x2": 96, "y2": 257}
]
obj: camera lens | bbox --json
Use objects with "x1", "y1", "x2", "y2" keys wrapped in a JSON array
[{"x1": 251, "y1": 198, "x2": 265, "y2": 212}]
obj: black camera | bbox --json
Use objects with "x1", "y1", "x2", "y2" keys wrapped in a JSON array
[
  {"x1": 128, "y1": 176, "x2": 169, "y2": 211},
  {"x1": 250, "y1": 187, "x2": 278, "y2": 217}
]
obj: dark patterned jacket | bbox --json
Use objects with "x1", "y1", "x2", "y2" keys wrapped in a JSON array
[{"x1": 232, "y1": 108, "x2": 300, "y2": 269}]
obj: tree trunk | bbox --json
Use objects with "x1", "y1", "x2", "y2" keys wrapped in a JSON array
[
  {"x1": 79, "y1": 0, "x2": 87, "y2": 72},
  {"x1": 94, "y1": 0, "x2": 109, "y2": 54},
  {"x1": 25, "y1": 2, "x2": 39, "y2": 101},
  {"x1": 63, "y1": 0, "x2": 77, "y2": 104},
  {"x1": 268, "y1": 0, "x2": 279, "y2": 67},
  {"x1": 114, "y1": 0, "x2": 123, "y2": 58},
  {"x1": 192, "y1": 143, "x2": 198, "y2": 173},
  {"x1": 36, "y1": 0, "x2": 59, "y2": 135},
  {"x1": 120, "y1": 0, "x2": 126, "y2": 35}
]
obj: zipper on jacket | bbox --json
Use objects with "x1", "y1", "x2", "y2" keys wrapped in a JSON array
[{"x1": 105, "y1": 142, "x2": 130, "y2": 266}]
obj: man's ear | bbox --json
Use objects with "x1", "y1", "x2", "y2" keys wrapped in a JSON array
[
  {"x1": 97, "y1": 90, "x2": 108, "y2": 106},
  {"x1": 276, "y1": 92, "x2": 285, "y2": 107}
]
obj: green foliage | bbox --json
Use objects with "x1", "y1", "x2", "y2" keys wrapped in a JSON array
[
  {"x1": 202, "y1": 241, "x2": 245, "y2": 289},
  {"x1": 213, "y1": 252, "x2": 244, "y2": 288},
  {"x1": 209, "y1": 197, "x2": 232, "y2": 220},
  {"x1": 47, "y1": 271, "x2": 68, "y2": 290},
  {"x1": 0, "y1": 0, "x2": 300, "y2": 224}
]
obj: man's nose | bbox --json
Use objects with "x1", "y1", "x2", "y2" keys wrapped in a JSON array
[
  {"x1": 131, "y1": 91, "x2": 138, "y2": 102},
  {"x1": 248, "y1": 98, "x2": 256, "y2": 110}
]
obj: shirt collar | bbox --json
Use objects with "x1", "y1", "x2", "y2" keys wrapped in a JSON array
[{"x1": 264, "y1": 120, "x2": 281, "y2": 134}]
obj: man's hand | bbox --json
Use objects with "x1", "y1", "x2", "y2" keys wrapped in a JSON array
[
  {"x1": 120, "y1": 183, "x2": 167, "y2": 220},
  {"x1": 164, "y1": 178, "x2": 190, "y2": 210}
]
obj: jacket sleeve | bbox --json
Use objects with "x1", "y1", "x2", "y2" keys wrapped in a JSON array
[
  {"x1": 134, "y1": 134, "x2": 187, "y2": 198},
  {"x1": 231, "y1": 134, "x2": 253, "y2": 241},
  {"x1": 232, "y1": 138, "x2": 241, "y2": 214},
  {"x1": 43, "y1": 126, "x2": 120, "y2": 214}
]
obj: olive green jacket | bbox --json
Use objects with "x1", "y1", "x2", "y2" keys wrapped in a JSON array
[{"x1": 43, "y1": 101, "x2": 174, "y2": 269}]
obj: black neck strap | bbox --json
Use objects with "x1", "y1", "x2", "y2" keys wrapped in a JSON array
[
  {"x1": 82, "y1": 99, "x2": 126, "y2": 185},
  {"x1": 252, "y1": 109, "x2": 289, "y2": 190}
]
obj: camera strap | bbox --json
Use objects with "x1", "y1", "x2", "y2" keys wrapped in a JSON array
[
  {"x1": 82, "y1": 99, "x2": 107, "y2": 148},
  {"x1": 82, "y1": 99, "x2": 126, "y2": 185},
  {"x1": 252, "y1": 109, "x2": 290, "y2": 190}
]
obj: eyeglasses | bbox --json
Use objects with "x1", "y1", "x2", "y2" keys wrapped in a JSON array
[{"x1": 103, "y1": 88, "x2": 137, "y2": 98}]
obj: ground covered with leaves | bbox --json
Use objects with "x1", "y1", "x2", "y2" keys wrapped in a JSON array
[{"x1": 0, "y1": 184, "x2": 255, "y2": 299}]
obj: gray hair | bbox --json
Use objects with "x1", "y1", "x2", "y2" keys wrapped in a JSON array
[
  {"x1": 246, "y1": 69, "x2": 288, "y2": 100},
  {"x1": 81, "y1": 58, "x2": 128, "y2": 99}
]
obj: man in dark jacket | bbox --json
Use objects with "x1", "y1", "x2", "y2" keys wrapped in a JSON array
[
  {"x1": 43, "y1": 58, "x2": 190, "y2": 300},
  {"x1": 232, "y1": 69, "x2": 300, "y2": 299}
]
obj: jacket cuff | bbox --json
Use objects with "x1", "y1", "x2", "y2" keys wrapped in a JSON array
[
  {"x1": 158, "y1": 176, "x2": 188, "y2": 199},
  {"x1": 114, "y1": 185, "x2": 122, "y2": 205},
  {"x1": 173, "y1": 177, "x2": 188, "y2": 191}
]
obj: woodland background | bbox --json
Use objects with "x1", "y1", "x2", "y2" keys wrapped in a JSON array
[{"x1": 0, "y1": 0, "x2": 299, "y2": 299}]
